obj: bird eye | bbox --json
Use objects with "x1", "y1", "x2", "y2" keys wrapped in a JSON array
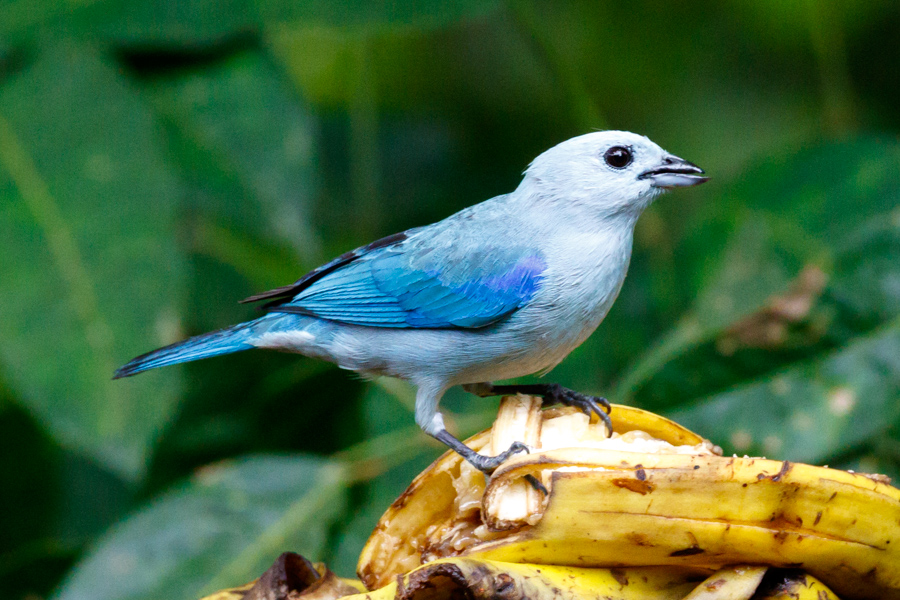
[{"x1": 604, "y1": 146, "x2": 633, "y2": 169}]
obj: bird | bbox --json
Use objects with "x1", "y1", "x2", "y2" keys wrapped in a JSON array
[{"x1": 115, "y1": 131, "x2": 708, "y2": 472}]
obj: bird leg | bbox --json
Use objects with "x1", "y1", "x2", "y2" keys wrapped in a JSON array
[
  {"x1": 433, "y1": 429, "x2": 529, "y2": 473},
  {"x1": 416, "y1": 393, "x2": 529, "y2": 474},
  {"x1": 464, "y1": 382, "x2": 613, "y2": 435}
]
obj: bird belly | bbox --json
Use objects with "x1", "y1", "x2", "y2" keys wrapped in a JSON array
[{"x1": 322, "y1": 283, "x2": 621, "y2": 387}]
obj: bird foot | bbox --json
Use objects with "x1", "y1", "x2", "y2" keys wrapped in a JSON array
[
  {"x1": 524, "y1": 473, "x2": 549, "y2": 495},
  {"x1": 546, "y1": 384, "x2": 613, "y2": 433},
  {"x1": 435, "y1": 429, "x2": 529, "y2": 473},
  {"x1": 469, "y1": 441, "x2": 531, "y2": 473},
  {"x1": 466, "y1": 382, "x2": 613, "y2": 436}
]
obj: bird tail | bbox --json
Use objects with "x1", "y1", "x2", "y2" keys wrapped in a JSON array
[{"x1": 113, "y1": 322, "x2": 257, "y2": 379}]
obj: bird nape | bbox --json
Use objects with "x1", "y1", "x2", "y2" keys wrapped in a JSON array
[{"x1": 115, "y1": 130, "x2": 708, "y2": 473}]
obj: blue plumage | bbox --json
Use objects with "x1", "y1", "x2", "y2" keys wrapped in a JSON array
[
  {"x1": 115, "y1": 131, "x2": 708, "y2": 472},
  {"x1": 113, "y1": 323, "x2": 255, "y2": 378},
  {"x1": 276, "y1": 243, "x2": 546, "y2": 328}
]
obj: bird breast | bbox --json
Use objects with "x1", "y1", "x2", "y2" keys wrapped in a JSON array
[{"x1": 551, "y1": 224, "x2": 631, "y2": 303}]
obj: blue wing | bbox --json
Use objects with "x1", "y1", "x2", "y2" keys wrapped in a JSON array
[{"x1": 255, "y1": 215, "x2": 546, "y2": 329}]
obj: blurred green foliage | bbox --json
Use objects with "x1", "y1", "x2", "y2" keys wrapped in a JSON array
[{"x1": 1, "y1": 2, "x2": 900, "y2": 599}]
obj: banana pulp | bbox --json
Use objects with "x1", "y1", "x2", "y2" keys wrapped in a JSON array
[{"x1": 358, "y1": 396, "x2": 900, "y2": 599}]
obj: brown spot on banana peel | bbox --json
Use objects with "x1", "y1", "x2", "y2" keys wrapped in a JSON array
[
  {"x1": 611, "y1": 477, "x2": 655, "y2": 495},
  {"x1": 774, "y1": 530, "x2": 792, "y2": 543},
  {"x1": 670, "y1": 546, "x2": 705, "y2": 557},
  {"x1": 609, "y1": 569, "x2": 629, "y2": 587},
  {"x1": 625, "y1": 532, "x2": 654, "y2": 547},
  {"x1": 400, "y1": 561, "x2": 544, "y2": 600},
  {"x1": 400, "y1": 563, "x2": 468, "y2": 600},
  {"x1": 756, "y1": 460, "x2": 793, "y2": 482}
]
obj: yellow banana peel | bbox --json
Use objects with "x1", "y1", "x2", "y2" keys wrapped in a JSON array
[
  {"x1": 358, "y1": 396, "x2": 900, "y2": 599},
  {"x1": 198, "y1": 396, "x2": 898, "y2": 600},
  {"x1": 680, "y1": 566, "x2": 767, "y2": 600},
  {"x1": 472, "y1": 448, "x2": 900, "y2": 597}
]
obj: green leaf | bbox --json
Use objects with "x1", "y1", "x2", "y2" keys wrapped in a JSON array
[
  {"x1": 2, "y1": 0, "x2": 253, "y2": 50},
  {"x1": 329, "y1": 381, "x2": 435, "y2": 576},
  {"x1": 88, "y1": 0, "x2": 257, "y2": 49},
  {"x1": 616, "y1": 138, "x2": 900, "y2": 402},
  {"x1": 258, "y1": 0, "x2": 501, "y2": 32},
  {"x1": 147, "y1": 51, "x2": 322, "y2": 265},
  {"x1": 53, "y1": 455, "x2": 347, "y2": 600},
  {"x1": 329, "y1": 453, "x2": 431, "y2": 577},
  {"x1": 0, "y1": 0, "x2": 108, "y2": 42},
  {"x1": 32, "y1": 0, "x2": 501, "y2": 50},
  {"x1": 670, "y1": 316, "x2": 900, "y2": 464},
  {"x1": 621, "y1": 206, "x2": 900, "y2": 413},
  {"x1": 827, "y1": 211, "x2": 900, "y2": 330},
  {"x1": 0, "y1": 43, "x2": 185, "y2": 479}
]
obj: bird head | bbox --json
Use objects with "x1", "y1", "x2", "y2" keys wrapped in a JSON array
[{"x1": 521, "y1": 131, "x2": 708, "y2": 216}]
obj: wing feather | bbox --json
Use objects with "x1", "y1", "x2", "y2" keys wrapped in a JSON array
[
  {"x1": 272, "y1": 243, "x2": 545, "y2": 329},
  {"x1": 251, "y1": 197, "x2": 545, "y2": 329}
]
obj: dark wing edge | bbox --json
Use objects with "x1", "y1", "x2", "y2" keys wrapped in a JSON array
[{"x1": 239, "y1": 230, "x2": 411, "y2": 309}]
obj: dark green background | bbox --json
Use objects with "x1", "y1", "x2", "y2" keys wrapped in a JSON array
[{"x1": 2, "y1": 2, "x2": 900, "y2": 599}]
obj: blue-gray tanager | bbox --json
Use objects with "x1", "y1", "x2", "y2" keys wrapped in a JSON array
[{"x1": 115, "y1": 131, "x2": 707, "y2": 471}]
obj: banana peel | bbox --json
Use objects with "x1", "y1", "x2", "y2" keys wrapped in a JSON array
[
  {"x1": 197, "y1": 397, "x2": 898, "y2": 600},
  {"x1": 680, "y1": 566, "x2": 767, "y2": 600},
  {"x1": 351, "y1": 559, "x2": 707, "y2": 600},
  {"x1": 474, "y1": 448, "x2": 900, "y2": 598},
  {"x1": 358, "y1": 401, "x2": 716, "y2": 586},
  {"x1": 358, "y1": 396, "x2": 900, "y2": 599}
]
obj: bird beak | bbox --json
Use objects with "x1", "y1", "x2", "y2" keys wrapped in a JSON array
[{"x1": 639, "y1": 155, "x2": 709, "y2": 188}]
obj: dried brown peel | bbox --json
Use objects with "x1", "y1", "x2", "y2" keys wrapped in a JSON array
[{"x1": 199, "y1": 552, "x2": 363, "y2": 600}]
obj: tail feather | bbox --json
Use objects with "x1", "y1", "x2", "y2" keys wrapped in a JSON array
[{"x1": 113, "y1": 322, "x2": 256, "y2": 378}]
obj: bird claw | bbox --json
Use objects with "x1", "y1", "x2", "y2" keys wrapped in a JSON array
[
  {"x1": 468, "y1": 441, "x2": 530, "y2": 473},
  {"x1": 524, "y1": 473, "x2": 549, "y2": 495},
  {"x1": 434, "y1": 429, "x2": 530, "y2": 474},
  {"x1": 466, "y1": 382, "x2": 615, "y2": 438},
  {"x1": 544, "y1": 384, "x2": 613, "y2": 437}
]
